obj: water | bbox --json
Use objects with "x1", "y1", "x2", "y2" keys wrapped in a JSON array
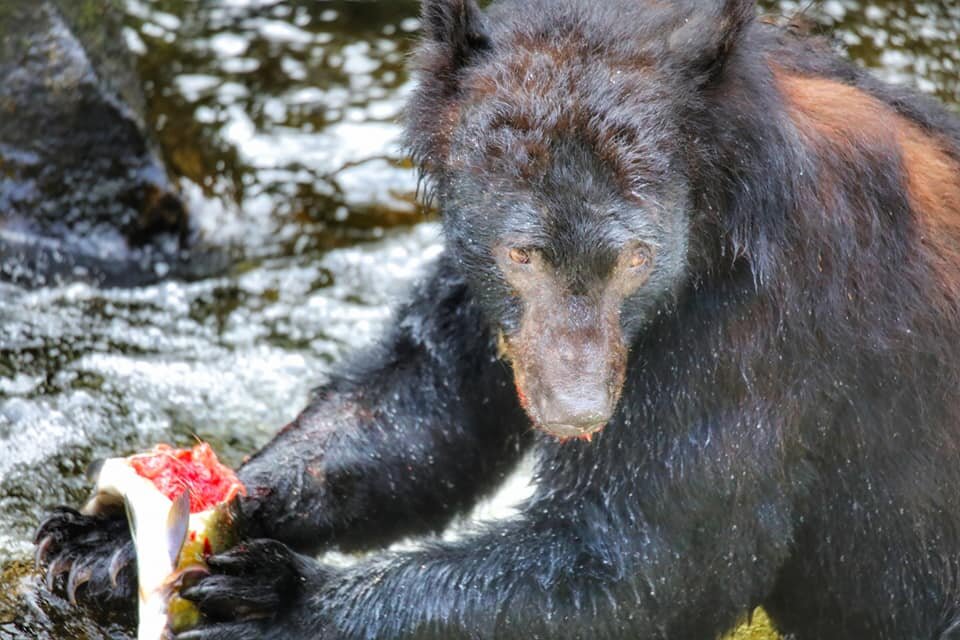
[{"x1": 0, "y1": 1, "x2": 957, "y2": 638}]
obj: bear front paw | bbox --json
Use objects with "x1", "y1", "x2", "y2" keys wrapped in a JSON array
[
  {"x1": 177, "y1": 538, "x2": 335, "y2": 639},
  {"x1": 34, "y1": 505, "x2": 137, "y2": 611}
]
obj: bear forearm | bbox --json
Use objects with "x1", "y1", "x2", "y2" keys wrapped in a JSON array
[
  {"x1": 315, "y1": 487, "x2": 793, "y2": 640},
  {"x1": 323, "y1": 516, "x2": 634, "y2": 640},
  {"x1": 236, "y1": 394, "x2": 529, "y2": 553},
  {"x1": 236, "y1": 257, "x2": 533, "y2": 553},
  {"x1": 308, "y1": 410, "x2": 804, "y2": 640}
]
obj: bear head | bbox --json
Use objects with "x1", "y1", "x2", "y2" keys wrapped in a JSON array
[{"x1": 406, "y1": 0, "x2": 756, "y2": 439}]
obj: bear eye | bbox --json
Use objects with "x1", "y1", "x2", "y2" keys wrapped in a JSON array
[
  {"x1": 628, "y1": 245, "x2": 653, "y2": 270},
  {"x1": 508, "y1": 247, "x2": 532, "y2": 265}
]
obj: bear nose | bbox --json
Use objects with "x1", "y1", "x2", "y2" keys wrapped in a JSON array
[{"x1": 537, "y1": 386, "x2": 613, "y2": 434}]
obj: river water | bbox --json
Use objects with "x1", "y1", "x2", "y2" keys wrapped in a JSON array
[{"x1": 0, "y1": 1, "x2": 957, "y2": 638}]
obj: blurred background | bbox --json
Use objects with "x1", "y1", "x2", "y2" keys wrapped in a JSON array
[{"x1": 0, "y1": 1, "x2": 957, "y2": 637}]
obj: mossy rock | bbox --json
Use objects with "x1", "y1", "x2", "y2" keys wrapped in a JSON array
[
  {"x1": 0, "y1": 1, "x2": 218, "y2": 286},
  {"x1": 726, "y1": 609, "x2": 780, "y2": 640}
]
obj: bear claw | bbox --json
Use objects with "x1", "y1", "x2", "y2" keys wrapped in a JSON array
[
  {"x1": 67, "y1": 561, "x2": 93, "y2": 606},
  {"x1": 34, "y1": 535, "x2": 53, "y2": 568}
]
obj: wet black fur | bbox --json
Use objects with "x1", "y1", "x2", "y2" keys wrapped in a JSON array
[{"x1": 37, "y1": 1, "x2": 960, "y2": 638}]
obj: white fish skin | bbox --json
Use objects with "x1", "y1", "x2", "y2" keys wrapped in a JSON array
[{"x1": 83, "y1": 458, "x2": 190, "y2": 640}]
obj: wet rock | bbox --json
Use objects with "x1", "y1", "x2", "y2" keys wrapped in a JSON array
[{"x1": 0, "y1": 1, "x2": 216, "y2": 286}]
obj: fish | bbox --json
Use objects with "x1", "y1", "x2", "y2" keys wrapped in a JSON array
[
  {"x1": 82, "y1": 444, "x2": 244, "y2": 639},
  {"x1": 84, "y1": 458, "x2": 190, "y2": 640}
]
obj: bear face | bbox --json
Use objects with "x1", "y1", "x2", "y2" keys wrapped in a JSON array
[
  {"x1": 444, "y1": 138, "x2": 690, "y2": 439},
  {"x1": 405, "y1": 0, "x2": 754, "y2": 438}
]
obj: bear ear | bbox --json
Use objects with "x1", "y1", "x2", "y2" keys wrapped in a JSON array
[
  {"x1": 669, "y1": 0, "x2": 756, "y2": 83},
  {"x1": 404, "y1": 0, "x2": 491, "y2": 179},
  {"x1": 421, "y1": 0, "x2": 491, "y2": 70}
]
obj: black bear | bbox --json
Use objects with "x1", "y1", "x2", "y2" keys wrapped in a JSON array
[{"x1": 35, "y1": 0, "x2": 960, "y2": 638}]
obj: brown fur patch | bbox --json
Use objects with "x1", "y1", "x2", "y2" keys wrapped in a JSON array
[
  {"x1": 776, "y1": 71, "x2": 893, "y2": 147},
  {"x1": 776, "y1": 70, "x2": 960, "y2": 292}
]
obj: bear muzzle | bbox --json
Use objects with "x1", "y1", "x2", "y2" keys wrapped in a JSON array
[{"x1": 503, "y1": 320, "x2": 626, "y2": 441}]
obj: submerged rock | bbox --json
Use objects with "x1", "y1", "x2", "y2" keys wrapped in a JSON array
[{"x1": 0, "y1": 1, "x2": 217, "y2": 286}]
